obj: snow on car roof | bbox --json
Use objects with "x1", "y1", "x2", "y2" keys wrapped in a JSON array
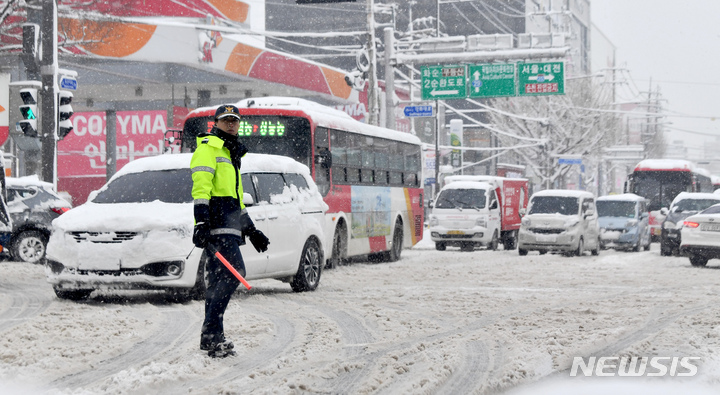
[
  {"x1": 110, "y1": 153, "x2": 311, "y2": 183},
  {"x1": 6, "y1": 175, "x2": 55, "y2": 189},
  {"x1": 441, "y1": 181, "x2": 492, "y2": 190},
  {"x1": 671, "y1": 192, "x2": 720, "y2": 204},
  {"x1": 596, "y1": 193, "x2": 646, "y2": 202},
  {"x1": 531, "y1": 189, "x2": 594, "y2": 198}
]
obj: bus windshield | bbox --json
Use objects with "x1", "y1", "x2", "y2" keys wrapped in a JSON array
[
  {"x1": 182, "y1": 115, "x2": 312, "y2": 169},
  {"x1": 630, "y1": 171, "x2": 691, "y2": 211}
]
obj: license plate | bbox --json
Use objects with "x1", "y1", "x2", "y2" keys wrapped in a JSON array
[
  {"x1": 536, "y1": 234, "x2": 557, "y2": 243},
  {"x1": 701, "y1": 224, "x2": 720, "y2": 232},
  {"x1": 447, "y1": 230, "x2": 465, "y2": 235}
]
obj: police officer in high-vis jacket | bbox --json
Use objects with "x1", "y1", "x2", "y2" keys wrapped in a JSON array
[{"x1": 191, "y1": 104, "x2": 269, "y2": 358}]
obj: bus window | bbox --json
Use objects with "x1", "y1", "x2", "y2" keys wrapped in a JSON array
[{"x1": 332, "y1": 167, "x2": 346, "y2": 184}]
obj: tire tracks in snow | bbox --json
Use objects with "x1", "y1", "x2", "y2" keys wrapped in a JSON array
[
  {"x1": 46, "y1": 305, "x2": 196, "y2": 391},
  {"x1": 0, "y1": 283, "x2": 52, "y2": 333}
]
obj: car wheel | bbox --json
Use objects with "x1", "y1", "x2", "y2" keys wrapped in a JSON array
[
  {"x1": 518, "y1": 248, "x2": 528, "y2": 256},
  {"x1": 488, "y1": 231, "x2": 499, "y2": 251},
  {"x1": 170, "y1": 257, "x2": 207, "y2": 302},
  {"x1": 633, "y1": 241, "x2": 641, "y2": 252},
  {"x1": 644, "y1": 236, "x2": 651, "y2": 251},
  {"x1": 53, "y1": 287, "x2": 93, "y2": 301},
  {"x1": 13, "y1": 230, "x2": 48, "y2": 264},
  {"x1": 660, "y1": 239, "x2": 671, "y2": 256},
  {"x1": 385, "y1": 220, "x2": 404, "y2": 262},
  {"x1": 326, "y1": 222, "x2": 347, "y2": 269},
  {"x1": 435, "y1": 242, "x2": 446, "y2": 251},
  {"x1": 539, "y1": 250, "x2": 547, "y2": 255},
  {"x1": 575, "y1": 237, "x2": 584, "y2": 257},
  {"x1": 502, "y1": 230, "x2": 518, "y2": 250},
  {"x1": 689, "y1": 254, "x2": 708, "y2": 267},
  {"x1": 290, "y1": 238, "x2": 322, "y2": 292},
  {"x1": 460, "y1": 242, "x2": 474, "y2": 252}
]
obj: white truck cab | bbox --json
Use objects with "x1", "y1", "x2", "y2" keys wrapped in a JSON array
[{"x1": 429, "y1": 181, "x2": 502, "y2": 251}]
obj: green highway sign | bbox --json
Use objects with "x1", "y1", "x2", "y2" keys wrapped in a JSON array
[
  {"x1": 517, "y1": 61, "x2": 564, "y2": 96},
  {"x1": 468, "y1": 63, "x2": 516, "y2": 98},
  {"x1": 421, "y1": 65, "x2": 467, "y2": 100}
]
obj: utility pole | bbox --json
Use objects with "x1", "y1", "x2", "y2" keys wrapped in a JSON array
[
  {"x1": 384, "y1": 27, "x2": 395, "y2": 130},
  {"x1": 366, "y1": 0, "x2": 379, "y2": 126},
  {"x1": 40, "y1": 0, "x2": 58, "y2": 185}
]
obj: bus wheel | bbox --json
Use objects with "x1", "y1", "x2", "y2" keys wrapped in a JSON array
[
  {"x1": 326, "y1": 222, "x2": 347, "y2": 269},
  {"x1": 386, "y1": 220, "x2": 404, "y2": 262}
]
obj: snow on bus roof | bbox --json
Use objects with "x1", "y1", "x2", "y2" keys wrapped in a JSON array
[
  {"x1": 186, "y1": 97, "x2": 422, "y2": 146},
  {"x1": 633, "y1": 159, "x2": 696, "y2": 172},
  {"x1": 597, "y1": 193, "x2": 646, "y2": 202},
  {"x1": 109, "y1": 153, "x2": 310, "y2": 183}
]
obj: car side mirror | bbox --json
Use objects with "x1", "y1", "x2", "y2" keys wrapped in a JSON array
[
  {"x1": 243, "y1": 192, "x2": 255, "y2": 206},
  {"x1": 660, "y1": 207, "x2": 669, "y2": 216},
  {"x1": 519, "y1": 208, "x2": 526, "y2": 217},
  {"x1": 314, "y1": 149, "x2": 333, "y2": 169},
  {"x1": 428, "y1": 199, "x2": 434, "y2": 209},
  {"x1": 584, "y1": 208, "x2": 595, "y2": 218},
  {"x1": 641, "y1": 212, "x2": 649, "y2": 219},
  {"x1": 490, "y1": 201, "x2": 498, "y2": 210}
]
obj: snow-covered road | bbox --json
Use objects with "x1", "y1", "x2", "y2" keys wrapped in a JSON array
[{"x1": 1, "y1": 240, "x2": 720, "y2": 394}]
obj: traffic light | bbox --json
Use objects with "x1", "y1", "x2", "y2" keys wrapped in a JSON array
[
  {"x1": 57, "y1": 91, "x2": 74, "y2": 140},
  {"x1": 19, "y1": 88, "x2": 39, "y2": 138},
  {"x1": 20, "y1": 23, "x2": 40, "y2": 74}
]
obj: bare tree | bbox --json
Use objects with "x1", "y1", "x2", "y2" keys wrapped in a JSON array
[{"x1": 489, "y1": 78, "x2": 620, "y2": 191}]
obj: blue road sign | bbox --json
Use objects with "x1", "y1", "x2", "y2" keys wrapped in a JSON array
[
  {"x1": 558, "y1": 158, "x2": 582, "y2": 165},
  {"x1": 404, "y1": 105, "x2": 434, "y2": 118},
  {"x1": 60, "y1": 76, "x2": 77, "y2": 91}
]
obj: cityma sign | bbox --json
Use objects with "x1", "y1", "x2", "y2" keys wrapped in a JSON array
[{"x1": 58, "y1": 110, "x2": 168, "y2": 204}]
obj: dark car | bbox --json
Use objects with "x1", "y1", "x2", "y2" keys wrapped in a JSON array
[
  {"x1": 4, "y1": 176, "x2": 72, "y2": 263},
  {"x1": 660, "y1": 192, "x2": 720, "y2": 256}
]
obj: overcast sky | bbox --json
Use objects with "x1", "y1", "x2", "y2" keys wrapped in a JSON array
[{"x1": 592, "y1": 1, "x2": 720, "y2": 163}]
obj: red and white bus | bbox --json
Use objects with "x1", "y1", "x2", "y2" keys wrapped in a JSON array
[
  {"x1": 625, "y1": 159, "x2": 713, "y2": 240},
  {"x1": 179, "y1": 97, "x2": 424, "y2": 266}
]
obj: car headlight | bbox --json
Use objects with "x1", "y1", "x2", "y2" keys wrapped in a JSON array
[
  {"x1": 429, "y1": 215, "x2": 439, "y2": 227},
  {"x1": 663, "y1": 221, "x2": 675, "y2": 229},
  {"x1": 475, "y1": 216, "x2": 487, "y2": 228},
  {"x1": 521, "y1": 218, "x2": 531, "y2": 227}
]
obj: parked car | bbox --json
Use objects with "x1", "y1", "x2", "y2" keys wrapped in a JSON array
[
  {"x1": 680, "y1": 203, "x2": 720, "y2": 266},
  {"x1": 596, "y1": 194, "x2": 651, "y2": 251},
  {"x1": 45, "y1": 153, "x2": 329, "y2": 301},
  {"x1": 660, "y1": 192, "x2": 720, "y2": 256},
  {"x1": 517, "y1": 190, "x2": 600, "y2": 256},
  {"x1": 3, "y1": 176, "x2": 72, "y2": 263}
]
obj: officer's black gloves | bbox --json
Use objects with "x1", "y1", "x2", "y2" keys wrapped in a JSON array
[
  {"x1": 193, "y1": 222, "x2": 210, "y2": 248},
  {"x1": 248, "y1": 228, "x2": 270, "y2": 253}
]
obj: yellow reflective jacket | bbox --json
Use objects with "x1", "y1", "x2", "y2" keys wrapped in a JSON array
[{"x1": 190, "y1": 134, "x2": 247, "y2": 238}]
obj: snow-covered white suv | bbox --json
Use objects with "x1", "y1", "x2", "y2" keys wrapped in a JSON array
[{"x1": 45, "y1": 153, "x2": 328, "y2": 301}]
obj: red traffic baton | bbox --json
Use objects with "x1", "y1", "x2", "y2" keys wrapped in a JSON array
[{"x1": 207, "y1": 244, "x2": 252, "y2": 290}]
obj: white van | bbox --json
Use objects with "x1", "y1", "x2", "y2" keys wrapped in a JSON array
[
  {"x1": 518, "y1": 190, "x2": 600, "y2": 256},
  {"x1": 428, "y1": 181, "x2": 501, "y2": 251}
]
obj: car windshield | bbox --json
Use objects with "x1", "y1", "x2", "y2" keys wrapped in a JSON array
[
  {"x1": 435, "y1": 189, "x2": 486, "y2": 209},
  {"x1": 93, "y1": 169, "x2": 192, "y2": 204},
  {"x1": 596, "y1": 201, "x2": 636, "y2": 218},
  {"x1": 672, "y1": 199, "x2": 720, "y2": 213},
  {"x1": 529, "y1": 196, "x2": 578, "y2": 215}
]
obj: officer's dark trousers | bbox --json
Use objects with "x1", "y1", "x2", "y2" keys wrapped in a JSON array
[{"x1": 201, "y1": 234, "x2": 246, "y2": 340}]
